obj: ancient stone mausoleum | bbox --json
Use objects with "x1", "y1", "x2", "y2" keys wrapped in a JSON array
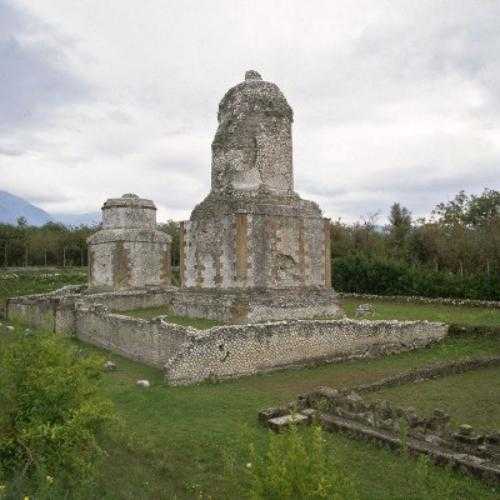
[
  {"x1": 180, "y1": 70, "x2": 341, "y2": 321},
  {"x1": 6, "y1": 71, "x2": 452, "y2": 385},
  {"x1": 87, "y1": 193, "x2": 171, "y2": 291}
]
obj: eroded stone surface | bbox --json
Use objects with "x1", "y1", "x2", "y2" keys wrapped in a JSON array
[
  {"x1": 260, "y1": 386, "x2": 500, "y2": 484},
  {"x1": 182, "y1": 71, "x2": 339, "y2": 320},
  {"x1": 87, "y1": 193, "x2": 171, "y2": 291}
]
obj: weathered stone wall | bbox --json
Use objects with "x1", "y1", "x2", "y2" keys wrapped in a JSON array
[
  {"x1": 171, "y1": 287, "x2": 341, "y2": 323},
  {"x1": 7, "y1": 291, "x2": 81, "y2": 333},
  {"x1": 181, "y1": 71, "x2": 337, "y2": 314},
  {"x1": 211, "y1": 70, "x2": 294, "y2": 195},
  {"x1": 75, "y1": 303, "x2": 189, "y2": 368},
  {"x1": 87, "y1": 194, "x2": 171, "y2": 291},
  {"x1": 79, "y1": 288, "x2": 173, "y2": 312},
  {"x1": 7, "y1": 288, "x2": 448, "y2": 386},
  {"x1": 6, "y1": 288, "x2": 175, "y2": 333},
  {"x1": 182, "y1": 212, "x2": 330, "y2": 289},
  {"x1": 165, "y1": 319, "x2": 448, "y2": 385}
]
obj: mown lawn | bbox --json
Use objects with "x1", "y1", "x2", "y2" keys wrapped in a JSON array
[
  {"x1": 1, "y1": 271, "x2": 499, "y2": 498},
  {"x1": 341, "y1": 297, "x2": 500, "y2": 327}
]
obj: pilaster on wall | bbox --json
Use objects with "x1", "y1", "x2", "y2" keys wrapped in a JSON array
[
  {"x1": 324, "y1": 218, "x2": 332, "y2": 288},
  {"x1": 235, "y1": 212, "x2": 248, "y2": 285},
  {"x1": 179, "y1": 221, "x2": 186, "y2": 287}
]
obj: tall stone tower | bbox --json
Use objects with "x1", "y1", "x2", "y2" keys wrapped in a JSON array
[{"x1": 179, "y1": 71, "x2": 340, "y2": 322}]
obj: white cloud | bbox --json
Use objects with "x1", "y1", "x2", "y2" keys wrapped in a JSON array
[{"x1": 1, "y1": 0, "x2": 499, "y2": 222}]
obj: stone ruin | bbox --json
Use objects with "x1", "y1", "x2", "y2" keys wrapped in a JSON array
[
  {"x1": 83, "y1": 70, "x2": 341, "y2": 323},
  {"x1": 180, "y1": 70, "x2": 341, "y2": 322},
  {"x1": 259, "y1": 386, "x2": 500, "y2": 485},
  {"x1": 87, "y1": 193, "x2": 171, "y2": 291},
  {"x1": 5, "y1": 71, "x2": 450, "y2": 384}
]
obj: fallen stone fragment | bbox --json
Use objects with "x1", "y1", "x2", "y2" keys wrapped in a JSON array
[
  {"x1": 267, "y1": 413, "x2": 309, "y2": 432},
  {"x1": 355, "y1": 304, "x2": 374, "y2": 318},
  {"x1": 459, "y1": 424, "x2": 473, "y2": 436},
  {"x1": 258, "y1": 407, "x2": 288, "y2": 423},
  {"x1": 136, "y1": 379, "x2": 150, "y2": 388},
  {"x1": 300, "y1": 408, "x2": 317, "y2": 422},
  {"x1": 104, "y1": 361, "x2": 117, "y2": 371}
]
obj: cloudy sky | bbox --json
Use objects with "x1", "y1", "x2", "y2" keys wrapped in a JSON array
[{"x1": 1, "y1": 0, "x2": 499, "y2": 223}]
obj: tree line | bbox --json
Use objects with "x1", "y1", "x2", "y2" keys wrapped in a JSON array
[
  {"x1": 331, "y1": 188, "x2": 499, "y2": 299},
  {"x1": 0, "y1": 189, "x2": 498, "y2": 299},
  {"x1": 0, "y1": 218, "x2": 181, "y2": 269}
]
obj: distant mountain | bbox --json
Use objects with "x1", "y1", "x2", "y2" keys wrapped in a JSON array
[
  {"x1": 0, "y1": 191, "x2": 101, "y2": 227},
  {"x1": 52, "y1": 212, "x2": 101, "y2": 227},
  {"x1": 0, "y1": 190, "x2": 51, "y2": 226}
]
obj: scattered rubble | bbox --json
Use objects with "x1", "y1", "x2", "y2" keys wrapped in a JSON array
[{"x1": 259, "y1": 387, "x2": 500, "y2": 485}]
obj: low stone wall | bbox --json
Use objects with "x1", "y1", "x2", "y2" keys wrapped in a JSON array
[
  {"x1": 7, "y1": 288, "x2": 448, "y2": 386},
  {"x1": 75, "y1": 303, "x2": 189, "y2": 368},
  {"x1": 165, "y1": 319, "x2": 448, "y2": 385},
  {"x1": 80, "y1": 288, "x2": 173, "y2": 312},
  {"x1": 7, "y1": 290, "x2": 82, "y2": 333},
  {"x1": 338, "y1": 292, "x2": 500, "y2": 309},
  {"x1": 259, "y1": 386, "x2": 500, "y2": 485},
  {"x1": 6, "y1": 287, "x2": 175, "y2": 333}
]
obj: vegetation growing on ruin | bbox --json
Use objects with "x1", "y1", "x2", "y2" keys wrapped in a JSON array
[
  {"x1": 121, "y1": 306, "x2": 221, "y2": 329},
  {"x1": 0, "y1": 268, "x2": 86, "y2": 312}
]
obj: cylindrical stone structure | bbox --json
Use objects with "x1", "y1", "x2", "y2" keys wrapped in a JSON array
[{"x1": 87, "y1": 193, "x2": 171, "y2": 290}]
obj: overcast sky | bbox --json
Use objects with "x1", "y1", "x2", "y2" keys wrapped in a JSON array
[{"x1": 1, "y1": 0, "x2": 499, "y2": 223}]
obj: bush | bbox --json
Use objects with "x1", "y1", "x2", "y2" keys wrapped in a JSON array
[
  {"x1": 0, "y1": 329, "x2": 115, "y2": 496},
  {"x1": 332, "y1": 256, "x2": 500, "y2": 300},
  {"x1": 224, "y1": 425, "x2": 358, "y2": 500}
]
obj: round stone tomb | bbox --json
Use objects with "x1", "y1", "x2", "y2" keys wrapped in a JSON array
[{"x1": 87, "y1": 194, "x2": 171, "y2": 290}]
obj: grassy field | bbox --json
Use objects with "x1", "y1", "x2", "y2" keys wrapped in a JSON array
[
  {"x1": 0, "y1": 267, "x2": 86, "y2": 314},
  {"x1": 122, "y1": 306, "x2": 221, "y2": 329},
  {"x1": 341, "y1": 297, "x2": 500, "y2": 326},
  {"x1": 365, "y1": 365, "x2": 500, "y2": 430},
  {"x1": 1, "y1": 269, "x2": 499, "y2": 498},
  {"x1": 75, "y1": 331, "x2": 499, "y2": 499}
]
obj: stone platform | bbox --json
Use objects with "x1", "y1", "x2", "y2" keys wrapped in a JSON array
[{"x1": 171, "y1": 286, "x2": 342, "y2": 323}]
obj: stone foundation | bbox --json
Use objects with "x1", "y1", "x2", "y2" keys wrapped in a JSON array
[
  {"x1": 6, "y1": 288, "x2": 447, "y2": 384},
  {"x1": 259, "y1": 380, "x2": 500, "y2": 485}
]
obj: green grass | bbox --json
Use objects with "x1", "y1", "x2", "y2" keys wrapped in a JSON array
[
  {"x1": 121, "y1": 306, "x2": 221, "y2": 329},
  {"x1": 365, "y1": 365, "x2": 500, "y2": 430},
  {"x1": 75, "y1": 331, "x2": 498, "y2": 499},
  {"x1": 0, "y1": 267, "x2": 86, "y2": 314},
  {"x1": 2, "y1": 271, "x2": 499, "y2": 498},
  {"x1": 341, "y1": 297, "x2": 500, "y2": 326}
]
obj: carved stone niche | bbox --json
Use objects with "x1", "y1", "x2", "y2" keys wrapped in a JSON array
[{"x1": 87, "y1": 193, "x2": 171, "y2": 291}]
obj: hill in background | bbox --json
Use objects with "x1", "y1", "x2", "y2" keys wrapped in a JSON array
[{"x1": 0, "y1": 191, "x2": 100, "y2": 227}]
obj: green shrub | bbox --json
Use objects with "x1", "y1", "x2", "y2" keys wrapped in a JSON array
[
  {"x1": 225, "y1": 425, "x2": 358, "y2": 500},
  {"x1": 332, "y1": 255, "x2": 499, "y2": 300},
  {"x1": 0, "y1": 330, "x2": 115, "y2": 496}
]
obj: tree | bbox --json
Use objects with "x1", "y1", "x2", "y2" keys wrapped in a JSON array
[{"x1": 387, "y1": 203, "x2": 412, "y2": 261}]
